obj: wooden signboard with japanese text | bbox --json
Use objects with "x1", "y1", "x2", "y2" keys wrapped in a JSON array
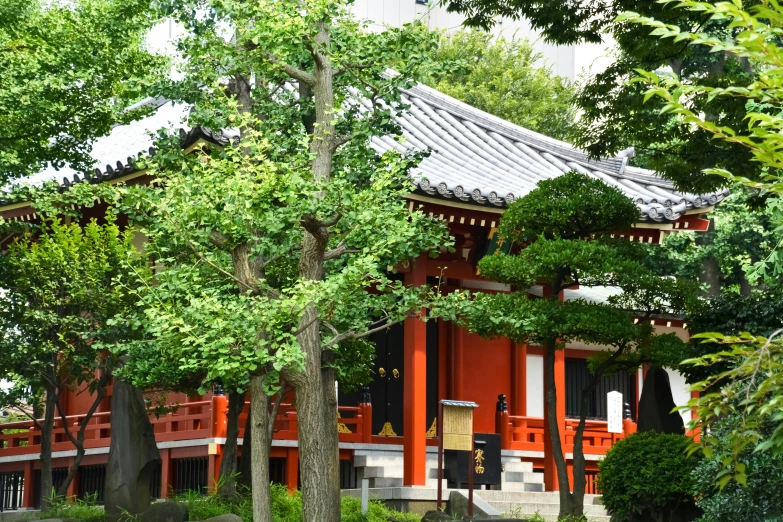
[{"x1": 442, "y1": 405, "x2": 473, "y2": 451}]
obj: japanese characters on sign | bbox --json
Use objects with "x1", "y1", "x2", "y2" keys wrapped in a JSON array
[{"x1": 607, "y1": 391, "x2": 623, "y2": 434}]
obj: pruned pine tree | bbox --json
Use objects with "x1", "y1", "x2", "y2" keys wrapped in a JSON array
[{"x1": 462, "y1": 172, "x2": 690, "y2": 519}]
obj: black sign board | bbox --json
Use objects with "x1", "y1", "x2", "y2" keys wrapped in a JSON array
[{"x1": 444, "y1": 433, "x2": 501, "y2": 487}]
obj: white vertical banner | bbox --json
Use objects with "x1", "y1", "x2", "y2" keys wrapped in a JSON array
[
  {"x1": 335, "y1": 381, "x2": 339, "y2": 410},
  {"x1": 607, "y1": 391, "x2": 623, "y2": 434}
]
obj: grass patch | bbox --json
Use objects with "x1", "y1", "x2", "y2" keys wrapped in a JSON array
[
  {"x1": 176, "y1": 484, "x2": 420, "y2": 522},
  {"x1": 26, "y1": 485, "x2": 419, "y2": 522},
  {"x1": 36, "y1": 494, "x2": 106, "y2": 522}
]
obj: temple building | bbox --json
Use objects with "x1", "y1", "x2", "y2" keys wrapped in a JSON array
[{"x1": 0, "y1": 82, "x2": 724, "y2": 512}]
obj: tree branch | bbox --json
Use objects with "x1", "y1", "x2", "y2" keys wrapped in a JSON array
[
  {"x1": 330, "y1": 134, "x2": 353, "y2": 152},
  {"x1": 266, "y1": 381, "x2": 288, "y2": 443},
  {"x1": 263, "y1": 52, "x2": 315, "y2": 86},
  {"x1": 323, "y1": 241, "x2": 360, "y2": 260},
  {"x1": 323, "y1": 315, "x2": 414, "y2": 349}
]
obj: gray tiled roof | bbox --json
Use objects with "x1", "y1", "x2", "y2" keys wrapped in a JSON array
[
  {"x1": 24, "y1": 82, "x2": 727, "y2": 222},
  {"x1": 367, "y1": 83, "x2": 728, "y2": 222}
]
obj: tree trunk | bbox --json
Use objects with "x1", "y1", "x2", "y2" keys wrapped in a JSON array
[
  {"x1": 569, "y1": 390, "x2": 594, "y2": 519},
  {"x1": 738, "y1": 267, "x2": 753, "y2": 296},
  {"x1": 39, "y1": 384, "x2": 57, "y2": 511},
  {"x1": 544, "y1": 342, "x2": 575, "y2": 519},
  {"x1": 250, "y1": 375, "x2": 273, "y2": 522},
  {"x1": 238, "y1": 405, "x2": 252, "y2": 492},
  {"x1": 293, "y1": 18, "x2": 342, "y2": 522},
  {"x1": 294, "y1": 360, "x2": 340, "y2": 522},
  {"x1": 217, "y1": 391, "x2": 246, "y2": 499},
  {"x1": 700, "y1": 255, "x2": 721, "y2": 297},
  {"x1": 698, "y1": 221, "x2": 721, "y2": 297},
  {"x1": 55, "y1": 378, "x2": 109, "y2": 499}
]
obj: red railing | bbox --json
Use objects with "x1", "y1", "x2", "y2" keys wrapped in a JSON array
[
  {"x1": 496, "y1": 410, "x2": 637, "y2": 455},
  {"x1": 0, "y1": 397, "x2": 375, "y2": 457}
]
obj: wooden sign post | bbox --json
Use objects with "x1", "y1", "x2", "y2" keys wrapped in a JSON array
[{"x1": 437, "y1": 400, "x2": 479, "y2": 516}]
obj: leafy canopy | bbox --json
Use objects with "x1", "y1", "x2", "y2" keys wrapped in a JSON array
[
  {"x1": 625, "y1": 0, "x2": 783, "y2": 472},
  {"x1": 415, "y1": 29, "x2": 577, "y2": 141},
  {"x1": 0, "y1": 0, "x2": 165, "y2": 182},
  {"x1": 109, "y1": 0, "x2": 459, "y2": 396},
  {"x1": 0, "y1": 216, "x2": 149, "y2": 414}
]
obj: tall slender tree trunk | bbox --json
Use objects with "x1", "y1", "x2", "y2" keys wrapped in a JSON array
[
  {"x1": 250, "y1": 376, "x2": 273, "y2": 522},
  {"x1": 569, "y1": 390, "x2": 593, "y2": 519},
  {"x1": 293, "y1": 342, "x2": 340, "y2": 522},
  {"x1": 293, "y1": 19, "x2": 342, "y2": 522},
  {"x1": 39, "y1": 384, "x2": 57, "y2": 511},
  {"x1": 217, "y1": 391, "x2": 245, "y2": 498},
  {"x1": 569, "y1": 346, "x2": 627, "y2": 519},
  {"x1": 698, "y1": 221, "x2": 721, "y2": 297},
  {"x1": 238, "y1": 406, "x2": 252, "y2": 492},
  {"x1": 544, "y1": 342, "x2": 575, "y2": 518}
]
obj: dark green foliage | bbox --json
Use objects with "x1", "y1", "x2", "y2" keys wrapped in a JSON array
[
  {"x1": 497, "y1": 172, "x2": 640, "y2": 241},
  {"x1": 443, "y1": 0, "x2": 758, "y2": 193},
  {"x1": 598, "y1": 432, "x2": 700, "y2": 522},
  {"x1": 681, "y1": 291, "x2": 783, "y2": 383},
  {"x1": 644, "y1": 187, "x2": 778, "y2": 291},
  {"x1": 693, "y1": 416, "x2": 783, "y2": 522}
]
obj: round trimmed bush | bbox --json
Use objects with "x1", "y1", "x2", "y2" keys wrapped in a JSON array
[{"x1": 597, "y1": 431, "x2": 700, "y2": 522}]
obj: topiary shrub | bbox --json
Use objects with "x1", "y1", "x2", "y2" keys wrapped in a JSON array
[{"x1": 597, "y1": 431, "x2": 700, "y2": 522}]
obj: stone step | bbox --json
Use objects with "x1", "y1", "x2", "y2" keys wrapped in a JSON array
[
  {"x1": 489, "y1": 501, "x2": 607, "y2": 519},
  {"x1": 367, "y1": 477, "x2": 404, "y2": 488},
  {"x1": 501, "y1": 460, "x2": 534, "y2": 473},
  {"x1": 478, "y1": 490, "x2": 602, "y2": 504},
  {"x1": 353, "y1": 455, "x2": 403, "y2": 468},
  {"x1": 503, "y1": 471, "x2": 544, "y2": 484},
  {"x1": 356, "y1": 466, "x2": 402, "y2": 479},
  {"x1": 498, "y1": 481, "x2": 545, "y2": 492}
]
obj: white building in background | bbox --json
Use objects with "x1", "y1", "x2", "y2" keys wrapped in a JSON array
[
  {"x1": 351, "y1": 0, "x2": 613, "y2": 80},
  {"x1": 146, "y1": 1, "x2": 614, "y2": 81}
]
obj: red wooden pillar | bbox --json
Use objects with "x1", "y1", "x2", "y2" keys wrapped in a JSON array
[
  {"x1": 496, "y1": 395, "x2": 510, "y2": 450},
  {"x1": 22, "y1": 461, "x2": 34, "y2": 508},
  {"x1": 543, "y1": 348, "x2": 566, "y2": 492},
  {"x1": 689, "y1": 390, "x2": 701, "y2": 442},
  {"x1": 210, "y1": 393, "x2": 229, "y2": 489},
  {"x1": 511, "y1": 341, "x2": 527, "y2": 416},
  {"x1": 359, "y1": 389, "x2": 373, "y2": 444},
  {"x1": 286, "y1": 448, "x2": 299, "y2": 493},
  {"x1": 403, "y1": 257, "x2": 427, "y2": 486},
  {"x1": 160, "y1": 449, "x2": 172, "y2": 499}
]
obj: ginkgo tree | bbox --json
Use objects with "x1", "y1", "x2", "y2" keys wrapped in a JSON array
[
  {"x1": 114, "y1": 1, "x2": 460, "y2": 520},
  {"x1": 0, "y1": 0, "x2": 164, "y2": 182}
]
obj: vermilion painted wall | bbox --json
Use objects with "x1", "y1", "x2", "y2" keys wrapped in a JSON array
[{"x1": 454, "y1": 328, "x2": 511, "y2": 434}]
